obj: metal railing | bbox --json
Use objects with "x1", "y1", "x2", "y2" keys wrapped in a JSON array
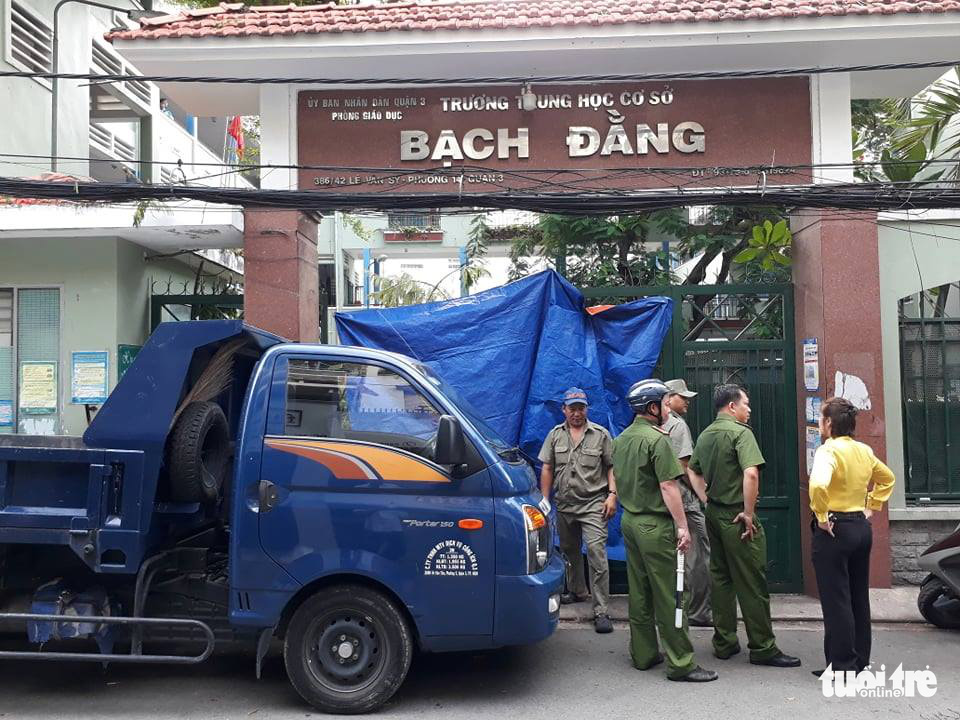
[
  {"x1": 89, "y1": 122, "x2": 137, "y2": 164},
  {"x1": 90, "y1": 37, "x2": 153, "y2": 115}
]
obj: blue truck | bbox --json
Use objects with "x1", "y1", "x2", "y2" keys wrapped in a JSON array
[{"x1": 0, "y1": 320, "x2": 562, "y2": 713}]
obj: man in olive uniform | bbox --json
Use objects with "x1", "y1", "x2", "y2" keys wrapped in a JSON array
[
  {"x1": 613, "y1": 379, "x2": 717, "y2": 682},
  {"x1": 662, "y1": 378, "x2": 712, "y2": 627},
  {"x1": 687, "y1": 384, "x2": 800, "y2": 668},
  {"x1": 539, "y1": 387, "x2": 617, "y2": 633}
]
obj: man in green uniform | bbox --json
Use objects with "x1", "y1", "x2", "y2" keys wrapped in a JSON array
[
  {"x1": 687, "y1": 384, "x2": 800, "y2": 668},
  {"x1": 613, "y1": 379, "x2": 717, "y2": 682},
  {"x1": 539, "y1": 387, "x2": 618, "y2": 633},
  {"x1": 662, "y1": 378, "x2": 712, "y2": 627}
]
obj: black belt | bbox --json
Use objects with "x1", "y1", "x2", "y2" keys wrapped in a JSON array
[{"x1": 828, "y1": 511, "x2": 865, "y2": 521}]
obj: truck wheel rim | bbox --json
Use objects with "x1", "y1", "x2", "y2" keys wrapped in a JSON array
[{"x1": 307, "y1": 611, "x2": 386, "y2": 693}]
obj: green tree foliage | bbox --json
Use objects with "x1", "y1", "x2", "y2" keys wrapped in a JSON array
[
  {"x1": 856, "y1": 69, "x2": 960, "y2": 313},
  {"x1": 853, "y1": 68, "x2": 960, "y2": 183},
  {"x1": 504, "y1": 211, "x2": 678, "y2": 288},
  {"x1": 851, "y1": 98, "x2": 910, "y2": 179},
  {"x1": 238, "y1": 116, "x2": 261, "y2": 187},
  {"x1": 496, "y1": 206, "x2": 793, "y2": 290},
  {"x1": 733, "y1": 219, "x2": 792, "y2": 272},
  {"x1": 374, "y1": 273, "x2": 451, "y2": 308},
  {"x1": 463, "y1": 215, "x2": 492, "y2": 291},
  {"x1": 365, "y1": 215, "x2": 490, "y2": 307},
  {"x1": 661, "y1": 205, "x2": 792, "y2": 285},
  {"x1": 889, "y1": 67, "x2": 960, "y2": 183}
]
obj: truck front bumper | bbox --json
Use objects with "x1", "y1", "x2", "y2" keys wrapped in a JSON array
[{"x1": 492, "y1": 551, "x2": 564, "y2": 647}]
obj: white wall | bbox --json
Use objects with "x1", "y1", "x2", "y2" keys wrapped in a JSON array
[
  {"x1": 0, "y1": 0, "x2": 94, "y2": 177},
  {"x1": 0, "y1": 235, "x2": 199, "y2": 435}
]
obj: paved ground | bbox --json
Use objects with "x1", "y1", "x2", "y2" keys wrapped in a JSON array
[
  {"x1": 561, "y1": 587, "x2": 924, "y2": 623},
  {"x1": 0, "y1": 622, "x2": 955, "y2": 719}
]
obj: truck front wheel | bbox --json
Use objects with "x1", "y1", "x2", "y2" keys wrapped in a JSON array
[{"x1": 284, "y1": 585, "x2": 413, "y2": 714}]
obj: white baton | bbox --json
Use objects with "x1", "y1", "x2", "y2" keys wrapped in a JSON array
[{"x1": 674, "y1": 551, "x2": 685, "y2": 629}]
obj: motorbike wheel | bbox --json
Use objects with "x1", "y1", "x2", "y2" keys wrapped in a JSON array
[{"x1": 917, "y1": 575, "x2": 960, "y2": 629}]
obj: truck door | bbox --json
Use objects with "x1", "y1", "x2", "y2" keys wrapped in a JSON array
[{"x1": 258, "y1": 355, "x2": 496, "y2": 637}]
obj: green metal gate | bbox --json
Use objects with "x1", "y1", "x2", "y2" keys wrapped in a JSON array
[{"x1": 583, "y1": 283, "x2": 801, "y2": 591}]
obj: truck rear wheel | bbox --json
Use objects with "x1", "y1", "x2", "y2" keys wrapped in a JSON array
[
  {"x1": 167, "y1": 401, "x2": 230, "y2": 504},
  {"x1": 284, "y1": 585, "x2": 413, "y2": 714}
]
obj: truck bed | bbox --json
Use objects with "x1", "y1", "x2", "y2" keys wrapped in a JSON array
[{"x1": 0, "y1": 436, "x2": 147, "y2": 573}]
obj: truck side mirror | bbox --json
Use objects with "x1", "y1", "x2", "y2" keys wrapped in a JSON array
[{"x1": 434, "y1": 415, "x2": 467, "y2": 468}]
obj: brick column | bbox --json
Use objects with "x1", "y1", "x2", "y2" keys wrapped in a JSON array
[
  {"x1": 243, "y1": 209, "x2": 319, "y2": 343},
  {"x1": 792, "y1": 210, "x2": 892, "y2": 592}
]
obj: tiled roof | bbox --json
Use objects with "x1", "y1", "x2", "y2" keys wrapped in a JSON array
[
  {"x1": 107, "y1": 0, "x2": 960, "y2": 41},
  {"x1": 0, "y1": 173, "x2": 95, "y2": 206}
]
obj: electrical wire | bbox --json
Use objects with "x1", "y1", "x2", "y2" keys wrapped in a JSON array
[
  {"x1": 4, "y1": 175, "x2": 960, "y2": 215},
  {"x1": 3, "y1": 151, "x2": 959, "y2": 175},
  {"x1": 3, "y1": 59, "x2": 960, "y2": 86}
]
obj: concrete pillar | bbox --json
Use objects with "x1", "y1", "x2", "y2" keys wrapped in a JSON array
[
  {"x1": 792, "y1": 210, "x2": 892, "y2": 591},
  {"x1": 243, "y1": 209, "x2": 319, "y2": 343}
]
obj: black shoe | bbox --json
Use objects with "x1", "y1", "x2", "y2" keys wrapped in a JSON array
[
  {"x1": 635, "y1": 653, "x2": 664, "y2": 670},
  {"x1": 559, "y1": 592, "x2": 588, "y2": 605},
  {"x1": 669, "y1": 666, "x2": 719, "y2": 682},
  {"x1": 714, "y1": 645, "x2": 741, "y2": 660},
  {"x1": 812, "y1": 669, "x2": 825, "y2": 678},
  {"x1": 751, "y1": 652, "x2": 801, "y2": 668},
  {"x1": 594, "y1": 614, "x2": 613, "y2": 634},
  {"x1": 689, "y1": 618, "x2": 714, "y2": 628}
]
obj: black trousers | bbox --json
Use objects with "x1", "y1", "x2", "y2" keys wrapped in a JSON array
[{"x1": 811, "y1": 513, "x2": 873, "y2": 672}]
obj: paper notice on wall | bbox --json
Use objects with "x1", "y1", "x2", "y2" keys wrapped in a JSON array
[
  {"x1": 0, "y1": 400, "x2": 12, "y2": 427},
  {"x1": 805, "y1": 397, "x2": 822, "y2": 424},
  {"x1": 803, "y1": 338, "x2": 819, "y2": 391},
  {"x1": 71, "y1": 351, "x2": 109, "y2": 404},
  {"x1": 19, "y1": 362, "x2": 57, "y2": 414},
  {"x1": 806, "y1": 425, "x2": 822, "y2": 476}
]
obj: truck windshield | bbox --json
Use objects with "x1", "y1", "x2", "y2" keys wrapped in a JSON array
[{"x1": 414, "y1": 363, "x2": 513, "y2": 454}]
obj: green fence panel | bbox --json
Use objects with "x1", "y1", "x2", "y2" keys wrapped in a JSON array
[{"x1": 901, "y1": 317, "x2": 960, "y2": 502}]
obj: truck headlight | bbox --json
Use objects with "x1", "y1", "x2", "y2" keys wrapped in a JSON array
[{"x1": 522, "y1": 504, "x2": 550, "y2": 574}]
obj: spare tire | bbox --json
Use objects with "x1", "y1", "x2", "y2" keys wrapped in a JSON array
[{"x1": 168, "y1": 401, "x2": 231, "y2": 504}]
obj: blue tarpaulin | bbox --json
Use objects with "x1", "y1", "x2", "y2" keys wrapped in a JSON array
[{"x1": 335, "y1": 270, "x2": 673, "y2": 561}]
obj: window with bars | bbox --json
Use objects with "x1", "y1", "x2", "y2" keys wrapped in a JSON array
[
  {"x1": 0, "y1": 288, "x2": 60, "y2": 434},
  {"x1": 7, "y1": 1, "x2": 53, "y2": 82},
  {"x1": 0, "y1": 290, "x2": 12, "y2": 434}
]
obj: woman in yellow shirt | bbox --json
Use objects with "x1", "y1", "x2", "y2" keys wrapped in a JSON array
[{"x1": 808, "y1": 397, "x2": 895, "y2": 676}]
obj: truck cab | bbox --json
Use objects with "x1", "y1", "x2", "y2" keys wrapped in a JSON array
[{"x1": 0, "y1": 321, "x2": 562, "y2": 714}]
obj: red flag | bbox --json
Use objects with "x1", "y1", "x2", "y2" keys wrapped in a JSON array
[{"x1": 228, "y1": 116, "x2": 244, "y2": 160}]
